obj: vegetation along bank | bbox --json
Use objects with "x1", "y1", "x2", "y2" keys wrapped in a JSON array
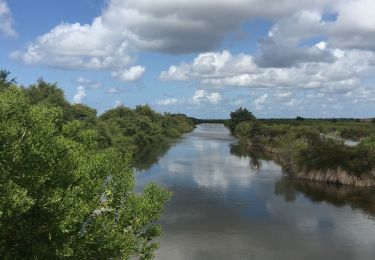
[{"x1": 226, "y1": 107, "x2": 375, "y2": 186}]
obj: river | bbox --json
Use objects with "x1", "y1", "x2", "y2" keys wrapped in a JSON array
[{"x1": 136, "y1": 123, "x2": 375, "y2": 260}]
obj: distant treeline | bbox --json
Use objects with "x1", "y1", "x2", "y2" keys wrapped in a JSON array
[
  {"x1": 189, "y1": 117, "x2": 228, "y2": 124},
  {"x1": 191, "y1": 117, "x2": 374, "y2": 126},
  {"x1": 259, "y1": 118, "x2": 374, "y2": 123},
  {"x1": 0, "y1": 70, "x2": 194, "y2": 259}
]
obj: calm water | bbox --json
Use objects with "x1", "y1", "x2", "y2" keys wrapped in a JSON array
[{"x1": 136, "y1": 124, "x2": 375, "y2": 260}]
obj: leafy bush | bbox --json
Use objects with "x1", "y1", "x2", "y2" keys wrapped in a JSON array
[{"x1": 0, "y1": 87, "x2": 173, "y2": 258}]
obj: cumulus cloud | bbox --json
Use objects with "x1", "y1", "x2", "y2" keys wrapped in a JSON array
[
  {"x1": 192, "y1": 90, "x2": 222, "y2": 105},
  {"x1": 0, "y1": 0, "x2": 16, "y2": 37},
  {"x1": 328, "y1": 0, "x2": 375, "y2": 50},
  {"x1": 156, "y1": 97, "x2": 178, "y2": 106},
  {"x1": 111, "y1": 65, "x2": 146, "y2": 82},
  {"x1": 255, "y1": 2, "x2": 375, "y2": 67},
  {"x1": 161, "y1": 51, "x2": 256, "y2": 81},
  {"x1": 106, "y1": 87, "x2": 125, "y2": 94},
  {"x1": 11, "y1": 18, "x2": 133, "y2": 70},
  {"x1": 161, "y1": 48, "x2": 375, "y2": 91},
  {"x1": 11, "y1": 0, "x2": 375, "y2": 61},
  {"x1": 207, "y1": 92, "x2": 222, "y2": 104},
  {"x1": 9, "y1": 0, "x2": 375, "y2": 99},
  {"x1": 104, "y1": 0, "x2": 330, "y2": 54},
  {"x1": 73, "y1": 77, "x2": 102, "y2": 89},
  {"x1": 255, "y1": 39, "x2": 335, "y2": 68},
  {"x1": 10, "y1": 0, "x2": 332, "y2": 68},
  {"x1": 73, "y1": 86, "x2": 86, "y2": 103}
]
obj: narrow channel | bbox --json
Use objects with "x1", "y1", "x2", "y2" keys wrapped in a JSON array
[{"x1": 136, "y1": 124, "x2": 375, "y2": 260}]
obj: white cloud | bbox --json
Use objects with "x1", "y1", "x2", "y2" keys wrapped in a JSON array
[
  {"x1": 156, "y1": 97, "x2": 178, "y2": 106},
  {"x1": 161, "y1": 48, "x2": 375, "y2": 92},
  {"x1": 285, "y1": 98, "x2": 301, "y2": 107},
  {"x1": 207, "y1": 92, "x2": 222, "y2": 104},
  {"x1": 9, "y1": 0, "x2": 375, "y2": 104},
  {"x1": 254, "y1": 94, "x2": 268, "y2": 110},
  {"x1": 11, "y1": 0, "x2": 375, "y2": 62},
  {"x1": 11, "y1": 18, "x2": 133, "y2": 70},
  {"x1": 329, "y1": 0, "x2": 375, "y2": 50},
  {"x1": 74, "y1": 76, "x2": 92, "y2": 85},
  {"x1": 162, "y1": 51, "x2": 257, "y2": 82},
  {"x1": 106, "y1": 87, "x2": 125, "y2": 94},
  {"x1": 73, "y1": 86, "x2": 86, "y2": 103},
  {"x1": 192, "y1": 90, "x2": 206, "y2": 104},
  {"x1": 0, "y1": 0, "x2": 16, "y2": 37},
  {"x1": 73, "y1": 77, "x2": 102, "y2": 89},
  {"x1": 160, "y1": 65, "x2": 189, "y2": 81},
  {"x1": 10, "y1": 0, "x2": 332, "y2": 69},
  {"x1": 230, "y1": 99, "x2": 244, "y2": 106},
  {"x1": 114, "y1": 100, "x2": 123, "y2": 107},
  {"x1": 275, "y1": 91, "x2": 292, "y2": 98},
  {"x1": 191, "y1": 90, "x2": 222, "y2": 105},
  {"x1": 112, "y1": 65, "x2": 146, "y2": 82}
]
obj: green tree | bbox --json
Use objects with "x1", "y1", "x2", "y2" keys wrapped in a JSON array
[
  {"x1": 99, "y1": 106, "x2": 193, "y2": 154},
  {"x1": 228, "y1": 107, "x2": 255, "y2": 133},
  {"x1": 296, "y1": 116, "x2": 304, "y2": 121},
  {"x1": 23, "y1": 78, "x2": 73, "y2": 121},
  {"x1": 71, "y1": 103, "x2": 97, "y2": 121},
  {"x1": 0, "y1": 87, "x2": 170, "y2": 259},
  {"x1": 0, "y1": 70, "x2": 17, "y2": 91}
]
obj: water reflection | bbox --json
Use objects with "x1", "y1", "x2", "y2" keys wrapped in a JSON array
[
  {"x1": 133, "y1": 140, "x2": 178, "y2": 170},
  {"x1": 230, "y1": 141, "x2": 267, "y2": 170},
  {"x1": 136, "y1": 124, "x2": 375, "y2": 260},
  {"x1": 275, "y1": 177, "x2": 375, "y2": 218}
]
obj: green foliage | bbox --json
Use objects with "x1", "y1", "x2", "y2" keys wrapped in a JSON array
[
  {"x1": 228, "y1": 108, "x2": 375, "y2": 178},
  {"x1": 234, "y1": 121, "x2": 263, "y2": 139},
  {"x1": 71, "y1": 103, "x2": 97, "y2": 121},
  {"x1": 0, "y1": 73, "x2": 195, "y2": 258},
  {"x1": 0, "y1": 86, "x2": 173, "y2": 258},
  {"x1": 98, "y1": 106, "x2": 194, "y2": 154},
  {"x1": 0, "y1": 70, "x2": 17, "y2": 91},
  {"x1": 23, "y1": 78, "x2": 74, "y2": 121},
  {"x1": 296, "y1": 116, "x2": 304, "y2": 121},
  {"x1": 227, "y1": 107, "x2": 255, "y2": 133},
  {"x1": 298, "y1": 138, "x2": 375, "y2": 175}
]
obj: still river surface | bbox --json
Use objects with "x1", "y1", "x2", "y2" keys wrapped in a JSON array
[{"x1": 136, "y1": 124, "x2": 375, "y2": 260}]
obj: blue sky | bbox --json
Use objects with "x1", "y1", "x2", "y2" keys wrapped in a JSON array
[{"x1": 1, "y1": 0, "x2": 375, "y2": 118}]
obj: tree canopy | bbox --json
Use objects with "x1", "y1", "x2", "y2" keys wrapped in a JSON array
[
  {"x1": 0, "y1": 70, "x2": 17, "y2": 91},
  {"x1": 227, "y1": 107, "x2": 256, "y2": 133},
  {"x1": 0, "y1": 73, "x2": 194, "y2": 259},
  {"x1": 0, "y1": 87, "x2": 172, "y2": 259}
]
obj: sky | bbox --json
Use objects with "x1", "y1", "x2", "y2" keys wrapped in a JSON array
[{"x1": 1, "y1": 0, "x2": 375, "y2": 118}]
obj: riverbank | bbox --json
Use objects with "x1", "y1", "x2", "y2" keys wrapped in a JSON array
[
  {"x1": 227, "y1": 108, "x2": 375, "y2": 186},
  {"x1": 244, "y1": 139, "x2": 375, "y2": 186},
  {"x1": 239, "y1": 130, "x2": 375, "y2": 186}
]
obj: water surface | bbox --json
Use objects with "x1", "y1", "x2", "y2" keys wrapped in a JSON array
[{"x1": 136, "y1": 124, "x2": 375, "y2": 260}]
